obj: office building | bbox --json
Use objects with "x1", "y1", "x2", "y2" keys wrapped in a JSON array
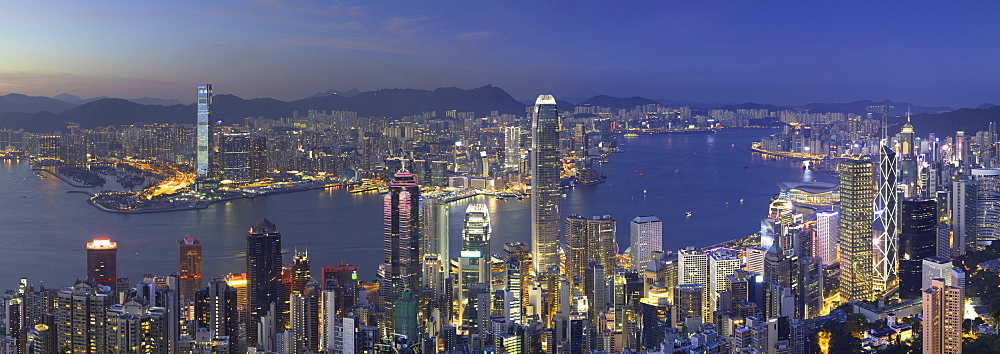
[
  {"x1": 196, "y1": 84, "x2": 213, "y2": 179},
  {"x1": 971, "y1": 169, "x2": 1000, "y2": 246},
  {"x1": 420, "y1": 196, "x2": 449, "y2": 260},
  {"x1": 952, "y1": 179, "x2": 976, "y2": 254},
  {"x1": 250, "y1": 135, "x2": 267, "y2": 181},
  {"x1": 764, "y1": 241, "x2": 791, "y2": 318},
  {"x1": 531, "y1": 94, "x2": 561, "y2": 275},
  {"x1": 875, "y1": 139, "x2": 899, "y2": 298},
  {"x1": 220, "y1": 132, "x2": 252, "y2": 182},
  {"x1": 630, "y1": 216, "x2": 662, "y2": 268},
  {"x1": 838, "y1": 160, "x2": 876, "y2": 302},
  {"x1": 504, "y1": 126, "x2": 522, "y2": 170},
  {"x1": 86, "y1": 238, "x2": 117, "y2": 288},
  {"x1": 922, "y1": 279, "x2": 962, "y2": 354},
  {"x1": 677, "y1": 247, "x2": 710, "y2": 320},
  {"x1": 898, "y1": 199, "x2": 937, "y2": 299},
  {"x1": 814, "y1": 211, "x2": 838, "y2": 265},
  {"x1": 708, "y1": 249, "x2": 740, "y2": 314},
  {"x1": 289, "y1": 250, "x2": 311, "y2": 295},
  {"x1": 381, "y1": 168, "x2": 421, "y2": 332},
  {"x1": 246, "y1": 218, "x2": 283, "y2": 345},
  {"x1": 566, "y1": 215, "x2": 617, "y2": 280},
  {"x1": 178, "y1": 236, "x2": 203, "y2": 301},
  {"x1": 899, "y1": 117, "x2": 917, "y2": 185}
]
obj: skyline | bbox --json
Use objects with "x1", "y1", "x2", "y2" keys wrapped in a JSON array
[{"x1": 1, "y1": 1, "x2": 999, "y2": 107}]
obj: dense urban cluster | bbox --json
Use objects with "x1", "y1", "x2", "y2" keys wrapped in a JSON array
[{"x1": 1, "y1": 88, "x2": 999, "y2": 354}]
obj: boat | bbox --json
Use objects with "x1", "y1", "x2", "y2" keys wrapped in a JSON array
[
  {"x1": 623, "y1": 133, "x2": 639, "y2": 138},
  {"x1": 685, "y1": 211, "x2": 692, "y2": 217}
]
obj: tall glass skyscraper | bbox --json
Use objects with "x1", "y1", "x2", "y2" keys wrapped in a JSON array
[
  {"x1": 875, "y1": 143, "x2": 899, "y2": 298},
  {"x1": 196, "y1": 84, "x2": 213, "y2": 179},
  {"x1": 530, "y1": 94, "x2": 560, "y2": 275},
  {"x1": 838, "y1": 160, "x2": 875, "y2": 302},
  {"x1": 86, "y1": 238, "x2": 117, "y2": 288},
  {"x1": 381, "y1": 167, "x2": 421, "y2": 334},
  {"x1": 246, "y1": 218, "x2": 282, "y2": 345}
]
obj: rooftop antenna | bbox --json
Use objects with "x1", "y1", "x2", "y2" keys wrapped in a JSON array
[{"x1": 907, "y1": 105, "x2": 911, "y2": 123}]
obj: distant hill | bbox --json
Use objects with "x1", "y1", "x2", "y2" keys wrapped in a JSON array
[
  {"x1": 305, "y1": 88, "x2": 362, "y2": 99},
  {"x1": 0, "y1": 85, "x2": 531, "y2": 132},
  {"x1": 289, "y1": 85, "x2": 527, "y2": 117},
  {"x1": 0, "y1": 94, "x2": 78, "y2": 113},
  {"x1": 129, "y1": 97, "x2": 187, "y2": 106},
  {"x1": 0, "y1": 99, "x2": 192, "y2": 132},
  {"x1": 899, "y1": 106, "x2": 1000, "y2": 136},
  {"x1": 799, "y1": 99, "x2": 952, "y2": 115},
  {"x1": 718, "y1": 102, "x2": 790, "y2": 111},
  {"x1": 578, "y1": 95, "x2": 660, "y2": 110}
]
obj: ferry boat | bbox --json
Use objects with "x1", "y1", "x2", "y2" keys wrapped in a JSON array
[
  {"x1": 623, "y1": 133, "x2": 640, "y2": 138},
  {"x1": 349, "y1": 180, "x2": 384, "y2": 194}
]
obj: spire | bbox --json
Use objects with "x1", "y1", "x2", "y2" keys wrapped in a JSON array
[
  {"x1": 399, "y1": 158, "x2": 409, "y2": 173},
  {"x1": 907, "y1": 105, "x2": 911, "y2": 123}
]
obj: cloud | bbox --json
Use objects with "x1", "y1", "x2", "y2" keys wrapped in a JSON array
[
  {"x1": 457, "y1": 30, "x2": 501, "y2": 41},
  {"x1": 382, "y1": 16, "x2": 434, "y2": 37}
]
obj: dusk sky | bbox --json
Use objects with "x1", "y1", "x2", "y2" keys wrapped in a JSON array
[{"x1": 1, "y1": 1, "x2": 998, "y2": 107}]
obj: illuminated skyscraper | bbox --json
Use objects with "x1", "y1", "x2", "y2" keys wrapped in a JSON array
[
  {"x1": 86, "y1": 238, "x2": 117, "y2": 288},
  {"x1": 875, "y1": 143, "x2": 899, "y2": 298},
  {"x1": 178, "y1": 236, "x2": 203, "y2": 301},
  {"x1": 250, "y1": 135, "x2": 268, "y2": 181},
  {"x1": 630, "y1": 216, "x2": 662, "y2": 267},
  {"x1": 838, "y1": 160, "x2": 875, "y2": 302},
  {"x1": 531, "y1": 94, "x2": 561, "y2": 275},
  {"x1": 290, "y1": 250, "x2": 311, "y2": 295},
  {"x1": 220, "y1": 132, "x2": 251, "y2": 182},
  {"x1": 899, "y1": 115, "x2": 917, "y2": 185},
  {"x1": 381, "y1": 168, "x2": 421, "y2": 332},
  {"x1": 196, "y1": 84, "x2": 213, "y2": 179},
  {"x1": 814, "y1": 211, "x2": 838, "y2": 265},
  {"x1": 246, "y1": 218, "x2": 283, "y2": 345},
  {"x1": 565, "y1": 215, "x2": 617, "y2": 281},
  {"x1": 677, "y1": 247, "x2": 710, "y2": 320},
  {"x1": 504, "y1": 126, "x2": 522, "y2": 170},
  {"x1": 462, "y1": 203, "x2": 491, "y2": 258},
  {"x1": 922, "y1": 278, "x2": 962, "y2": 354}
]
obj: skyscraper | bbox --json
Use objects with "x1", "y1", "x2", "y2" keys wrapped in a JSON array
[
  {"x1": 677, "y1": 247, "x2": 710, "y2": 320},
  {"x1": 178, "y1": 236, "x2": 203, "y2": 301},
  {"x1": 531, "y1": 94, "x2": 561, "y2": 275},
  {"x1": 86, "y1": 238, "x2": 117, "y2": 288},
  {"x1": 420, "y1": 196, "x2": 449, "y2": 260},
  {"x1": 504, "y1": 126, "x2": 522, "y2": 170},
  {"x1": 290, "y1": 250, "x2": 311, "y2": 296},
  {"x1": 922, "y1": 278, "x2": 963, "y2": 354},
  {"x1": 250, "y1": 135, "x2": 268, "y2": 181},
  {"x1": 708, "y1": 249, "x2": 740, "y2": 314},
  {"x1": 462, "y1": 203, "x2": 491, "y2": 258},
  {"x1": 875, "y1": 139, "x2": 899, "y2": 299},
  {"x1": 971, "y1": 168, "x2": 1000, "y2": 246},
  {"x1": 565, "y1": 215, "x2": 617, "y2": 280},
  {"x1": 814, "y1": 211, "x2": 838, "y2": 265},
  {"x1": 220, "y1": 132, "x2": 252, "y2": 182},
  {"x1": 838, "y1": 160, "x2": 875, "y2": 302},
  {"x1": 246, "y1": 218, "x2": 283, "y2": 345},
  {"x1": 898, "y1": 199, "x2": 937, "y2": 299},
  {"x1": 630, "y1": 216, "x2": 662, "y2": 267},
  {"x1": 196, "y1": 84, "x2": 213, "y2": 179},
  {"x1": 381, "y1": 168, "x2": 421, "y2": 332},
  {"x1": 899, "y1": 116, "x2": 917, "y2": 186}
]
